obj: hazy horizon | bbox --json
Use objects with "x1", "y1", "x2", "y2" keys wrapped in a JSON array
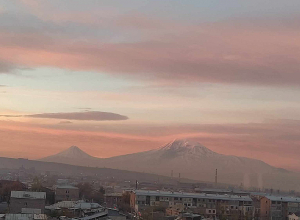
[{"x1": 1, "y1": 1, "x2": 300, "y2": 173}]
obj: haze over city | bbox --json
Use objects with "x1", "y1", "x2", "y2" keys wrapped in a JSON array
[{"x1": 1, "y1": 0, "x2": 300, "y2": 174}]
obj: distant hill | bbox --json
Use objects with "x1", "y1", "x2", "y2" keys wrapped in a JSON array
[
  {"x1": 0, "y1": 156, "x2": 194, "y2": 186},
  {"x1": 40, "y1": 139, "x2": 300, "y2": 190}
]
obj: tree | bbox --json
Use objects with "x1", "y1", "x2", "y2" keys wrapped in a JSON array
[
  {"x1": 31, "y1": 177, "x2": 43, "y2": 192},
  {"x1": 118, "y1": 192, "x2": 131, "y2": 213},
  {"x1": 0, "y1": 181, "x2": 25, "y2": 203},
  {"x1": 77, "y1": 182, "x2": 93, "y2": 200},
  {"x1": 76, "y1": 183, "x2": 105, "y2": 204}
]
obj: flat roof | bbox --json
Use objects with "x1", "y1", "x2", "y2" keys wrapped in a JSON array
[
  {"x1": 5, "y1": 214, "x2": 47, "y2": 220},
  {"x1": 56, "y1": 185, "x2": 78, "y2": 189},
  {"x1": 11, "y1": 191, "x2": 46, "y2": 199},
  {"x1": 105, "y1": 193, "x2": 123, "y2": 197},
  {"x1": 134, "y1": 190, "x2": 252, "y2": 202},
  {"x1": 196, "y1": 188, "x2": 250, "y2": 195},
  {"x1": 265, "y1": 195, "x2": 300, "y2": 203}
]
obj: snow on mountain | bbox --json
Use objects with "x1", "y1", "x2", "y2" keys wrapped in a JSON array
[{"x1": 156, "y1": 139, "x2": 217, "y2": 158}]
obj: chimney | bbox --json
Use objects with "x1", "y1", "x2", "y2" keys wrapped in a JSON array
[{"x1": 215, "y1": 169, "x2": 218, "y2": 186}]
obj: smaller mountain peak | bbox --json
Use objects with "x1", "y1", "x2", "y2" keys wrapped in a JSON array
[
  {"x1": 68, "y1": 146, "x2": 81, "y2": 151},
  {"x1": 52, "y1": 145, "x2": 94, "y2": 159}
]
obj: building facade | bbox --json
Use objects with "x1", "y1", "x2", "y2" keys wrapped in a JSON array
[
  {"x1": 130, "y1": 190, "x2": 254, "y2": 219},
  {"x1": 105, "y1": 193, "x2": 123, "y2": 208},
  {"x1": 9, "y1": 191, "x2": 46, "y2": 214},
  {"x1": 55, "y1": 185, "x2": 79, "y2": 202},
  {"x1": 260, "y1": 196, "x2": 300, "y2": 220}
]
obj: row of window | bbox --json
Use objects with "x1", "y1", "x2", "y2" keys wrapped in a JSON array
[{"x1": 207, "y1": 209, "x2": 216, "y2": 214}]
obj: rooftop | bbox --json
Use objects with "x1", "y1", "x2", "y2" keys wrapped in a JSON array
[
  {"x1": 265, "y1": 195, "x2": 300, "y2": 203},
  {"x1": 45, "y1": 200, "x2": 101, "y2": 210},
  {"x1": 4, "y1": 214, "x2": 47, "y2": 220},
  {"x1": 134, "y1": 190, "x2": 252, "y2": 202},
  {"x1": 56, "y1": 185, "x2": 78, "y2": 189},
  {"x1": 10, "y1": 191, "x2": 46, "y2": 200}
]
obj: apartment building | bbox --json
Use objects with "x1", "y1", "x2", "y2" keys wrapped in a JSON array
[
  {"x1": 9, "y1": 191, "x2": 46, "y2": 214},
  {"x1": 260, "y1": 196, "x2": 300, "y2": 220},
  {"x1": 130, "y1": 190, "x2": 254, "y2": 219}
]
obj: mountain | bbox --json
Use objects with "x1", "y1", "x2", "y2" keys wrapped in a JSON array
[
  {"x1": 40, "y1": 139, "x2": 298, "y2": 190},
  {"x1": 41, "y1": 146, "x2": 100, "y2": 166}
]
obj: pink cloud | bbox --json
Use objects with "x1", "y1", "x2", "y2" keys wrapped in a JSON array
[{"x1": 0, "y1": 14, "x2": 300, "y2": 85}]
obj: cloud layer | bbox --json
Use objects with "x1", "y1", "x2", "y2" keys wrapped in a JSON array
[
  {"x1": 0, "y1": 111, "x2": 129, "y2": 121},
  {"x1": 0, "y1": 4, "x2": 300, "y2": 86}
]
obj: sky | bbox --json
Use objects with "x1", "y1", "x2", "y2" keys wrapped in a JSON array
[{"x1": 1, "y1": 0, "x2": 300, "y2": 171}]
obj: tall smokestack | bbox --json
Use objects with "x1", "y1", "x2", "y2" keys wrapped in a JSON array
[{"x1": 215, "y1": 169, "x2": 218, "y2": 186}]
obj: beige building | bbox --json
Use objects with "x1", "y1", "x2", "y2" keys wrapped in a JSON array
[
  {"x1": 260, "y1": 196, "x2": 300, "y2": 220},
  {"x1": 289, "y1": 213, "x2": 300, "y2": 220},
  {"x1": 9, "y1": 191, "x2": 46, "y2": 214},
  {"x1": 130, "y1": 190, "x2": 254, "y2": 219}
]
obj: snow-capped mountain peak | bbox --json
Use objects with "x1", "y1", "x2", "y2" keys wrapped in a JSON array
[{"x1": 158, "y1": 139, "x2": 217, "y2": 157}]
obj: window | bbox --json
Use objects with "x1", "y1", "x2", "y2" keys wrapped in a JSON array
[
  {"x1": 272, "y1": 201, "x2": 276, "y2": 205},
  {"x1": 209, "y1": 210, "x2": 211, "y2": 213},
  {"x1": 174, "y1": 197, "x2": 178, "y2": 200},
  {"x1": 213, "y1": 210, "x2": 216, "y2": 213},
  {"x1": 156, "y1": 196, "x2": 159, "y2": 201}
]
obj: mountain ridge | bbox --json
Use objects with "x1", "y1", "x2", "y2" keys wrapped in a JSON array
[{"x1": 40, "y1": 139, "x2": 292, "y2": 189}]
